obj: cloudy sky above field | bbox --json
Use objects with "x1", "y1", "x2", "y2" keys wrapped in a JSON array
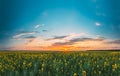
[{"x1": 0, "y1": 0, "x2": 120, "y2": 50}]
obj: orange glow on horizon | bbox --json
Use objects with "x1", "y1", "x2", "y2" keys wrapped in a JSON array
[{"x1": 12, "y1": 39, "x2": 120, "y2": 51}]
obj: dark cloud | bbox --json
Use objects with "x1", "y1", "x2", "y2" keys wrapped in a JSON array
[
  {"x1": 70, "y1": 37, "x2": 105, "y2": 42},
  {"x1": 54, "y1": 36, "x2": 67, "y2": 39},
  {"x1": 23, "y1": 36, "x2": 36, "y2": 39},
  {"x1": 106, "y1": 40, "x2": 120, "y2": 44},
  {"x1": 23, "y1": 36, "x2": 36, "y2": 44},
  {"x1": 22, "y1": 36, "x2": 36, "y2": 45},
  {"x1": 42, "y1": 30, "x2": 48, "y2": 32},
  {"x1": 25, "y1": 39, "x2": 35, "y2": 45},
  {"x1": 52, "y1": 42, "x2": 73, "y2": 46},
  {"x1": 0, "y1": 46, "x2": 15, "y2": 50},
  {"x1": 47, "y1": 35, "x2": 68, "y2": 40},
  {"x1": 52, "y1": 37, "x2": 105, "y2": 46},
  {"x1": 76, "y1": 46, "x2": 91, "y2": 48}
]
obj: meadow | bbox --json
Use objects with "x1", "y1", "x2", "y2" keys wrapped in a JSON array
[{"x1": 0, "y1": 51, "x2": 120, "y2": 76}]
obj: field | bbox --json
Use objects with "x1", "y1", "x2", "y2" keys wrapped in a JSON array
[{"x1": 0, "y1": 51, "x2": 120, "y2": 76}]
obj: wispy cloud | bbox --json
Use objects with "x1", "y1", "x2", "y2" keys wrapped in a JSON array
[
  {"x1": 46, "y1": 33, "x2": 86, "y2": 43},
  {"x1": 35, "y1": 24, "x2": 45, "y2": 29},
  {"x1": 52, "y1": 37, "x2": 105, "y2": 46},
  {"x1": 23, "y1": 36, "x2": 36, "y2": 39},
  {"x1": 64, "y1": 33, "x2": 85, "y2": 40},
  {"x1": 13, "y1": 31, "x2": 36, "y2": 38},
  {"x1": 106, "y1": 40, "x2": 120, "y2": 44},
  {"x1": 18, "y1": 33, "x2": 85, "y2": 47},
  {"x1": 12, "y1": 32, "x2": 120, "y2": 50},
  {"x1": 95, "y1": 22, "x2": 101, "y2": 26},
  {"x1": 70, "y1": 37, "x2": 104, "y2": 42},
  {"x1": 16, "y1": 36, "x2": 36, "y2": 45},
  {"x1": 52, "y1": 42, "x2": 73, "y2": 46},
  {"x1": 47, "y1": 35, "x2": 68, "y2": 40},
  {"x1": 42, "y1": 30, "x2": 48, "y2": 32}
]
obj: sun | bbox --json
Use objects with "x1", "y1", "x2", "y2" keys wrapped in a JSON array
[{"x1": 63, "y1": 48, "x2": 69, "y2": 52}]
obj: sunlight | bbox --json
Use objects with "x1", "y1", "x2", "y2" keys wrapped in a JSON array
[{"x1": 63, "y1": 48, "x2": 69, "y2": 52}]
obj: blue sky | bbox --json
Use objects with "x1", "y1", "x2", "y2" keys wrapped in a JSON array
[{"x1": 0, "y1": 0, "x2": 120, "y2": 50}]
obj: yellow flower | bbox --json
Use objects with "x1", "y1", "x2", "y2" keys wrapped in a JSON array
[
  {"x1": 82, "y1": 70, "x2": 86, "y2": 76},
  {"x1": 73, "y1": 73, "x2": 77, "y2": 76},
  {"x1": 97, "y1": 65, "x2": 99, "y2": 68},
  {"x1": 112, "y1": 64, "x2": 117, "y2": 69},
  {"x1": 28, "y1": 62, "x2": 32, "y2": 67},
  {"x1": 23, "y1": 61, "x2": 26, "y2": 65},
  {"x1": 94, "y1": 71, "x2": 96, "y2": 74},
  {"x1": 42, "y1": 63, "x2": 45, "y2": 67},
  {"x1": 41, "y1": 68, "x2": 44, "y2": 71},
  {"x1": 65, "y1": 63, "x2": 67, "y2": 66},
  {"x1": 98, "y1": 71, "x2": 101, "y2": 74}
]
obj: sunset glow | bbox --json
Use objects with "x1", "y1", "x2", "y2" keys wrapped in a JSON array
[{"x1": 1, "y1": 0, "x2": 120, "y2": 51}]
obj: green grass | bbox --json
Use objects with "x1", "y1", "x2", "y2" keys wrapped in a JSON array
[{"x1": 0, "y1": 51, "x2": 120, "y2": 76}]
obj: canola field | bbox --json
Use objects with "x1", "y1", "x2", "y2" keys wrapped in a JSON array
[{"x1": 0, "y1": 51, "x2": 120, "y2": 76}]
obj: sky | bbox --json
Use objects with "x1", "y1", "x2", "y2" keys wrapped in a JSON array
[{"x1": 0, "y1": 0, "x2": 120, "y2": 51}]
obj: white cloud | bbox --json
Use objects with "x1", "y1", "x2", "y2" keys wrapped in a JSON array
[
  {"x1": 64, "y1": 33, "x2": 85, "y2": 40},
  {"x1": 12, "y1": 32, "x2": 120, "y2": 50},
  {"x1": 46, "y1": 33, "x2": 87, "y2": 44},
  {"x1": 13, "y1": 32, "x2": 35, "y2": 38},
  {"x1": 35, "y1": 24, "x2": 45, "y2": 29},
  {"x1": 35, "y1": 25, "x2": 40, "y2": 29},
  {"x1": 95, "y1": 22, "x2": 101, "y2": 26}
]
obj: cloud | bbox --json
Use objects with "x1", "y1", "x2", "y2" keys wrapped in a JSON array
[
  {"x1": 12, "y1": 32, "x2": 120, "y2": 51},
  {"x1": 47, "y1": 35, "x2": 68, "y2": 40},
  {"x1": 46, "y1": 33, "x2": 86, "y2": 43},
  {"x1": 0, "y1": 47, "x2": 14, "y2": 50},
  {"x1": 71, "y1": 36, "x2": 105, "y2": 42},
  {"x1": 23, "y1": 36, "x2": 36, "y2": 39},
  {"x1": 35, "y1": 24, "x2": 45, "y2": 29},
  {"x1": 52, "y1": 37, "x2": 105, "y2": 46},
  {"x1": 42, "y1": 30, "x2": 48, "y2": 32},
  {"x1": 18, "y1": 33, "x2": 85, "y2": 47},
  {"x1": 54, "y1": 36, "x2": 68, "y2": 39},
  {"x1": 24, "y1": 36, "x2": 36, "y2": 42},
  {"x1": 106, "y1": 40, "x2": 120, "y2": 44},
  {"x1": 64, "y1": 33, "x2": 85, "y2": 40},
  {"x1": 13, "y1": 31, "x2": 36, "y2": 38},
  {"x1": 52, "y1": 42, "x2": 73, "y2": 46},
  {"x1": 82, "y1": 37, "x2": 105, "y2": 41},
  {"x1": 24, "y1": 37, "x2": 52, "y2": 47},
  {"x1": 47, "y1": 33, "x2": 86, "y2": 40},
  {"x1": 16, "y1": 36, "x2": 36, "y2": 45},
  {"x1": 95, "y1": 22, "x2": 101, "y2": 26}
]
